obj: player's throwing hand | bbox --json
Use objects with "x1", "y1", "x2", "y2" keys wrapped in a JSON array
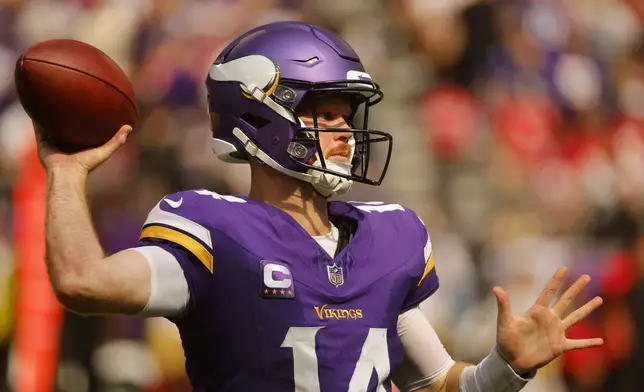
[
  {"x1": 493, "y1": 267, "x2": 603, "y2": 375},
  {"x1": 34, "y1": 122, "x2": 132, "y2": 175}
]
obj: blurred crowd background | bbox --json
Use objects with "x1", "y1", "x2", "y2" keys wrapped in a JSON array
[{"x1": 0, "y1": 0, "x2": 644, "y2": 391}]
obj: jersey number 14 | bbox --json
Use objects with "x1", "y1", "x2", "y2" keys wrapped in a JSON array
[{"x1": 282, "y1": 326, "x2": 390, "y2": 392}]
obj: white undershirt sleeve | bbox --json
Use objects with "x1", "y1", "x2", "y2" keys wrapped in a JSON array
[
  {"x1": 393, "y1": 302, "x2": 456, "y2": 391},
  {"x1": 130, "y1": 246, "x2": 191, "y2": 317}
]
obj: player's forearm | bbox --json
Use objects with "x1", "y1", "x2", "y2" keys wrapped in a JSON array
[
  {"x1": 440, "y1": 349, "x2": 532, "y2": 392},
  {"x1": 410, "y1": 349, "x2": 533, "y2": 392},
  {"x1": 408, "y1": 362, "x2": 470, "y2": 392},
  {"x1": 442, "y1": 362, "x2": 470, "y2": 392},
  {"x1": 45, "y1": 167, "x2": 105, "y2": 305}
]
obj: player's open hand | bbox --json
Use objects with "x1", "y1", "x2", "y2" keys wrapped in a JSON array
[
  {"x1": 34, "y1": 123, "x2": 132, "y2": 175},
  {"x1": 493, "y1": 267, "x2": 603, "y2": 375}
]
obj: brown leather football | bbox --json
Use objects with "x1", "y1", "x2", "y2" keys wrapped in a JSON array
[{"x1": 14, "y1": 39, "x2": 137, "y2": 152}]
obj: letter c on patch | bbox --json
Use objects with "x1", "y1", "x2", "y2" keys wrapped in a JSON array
[{"x1": 264, "y1": 263, "x2": 292, "y2": 289}]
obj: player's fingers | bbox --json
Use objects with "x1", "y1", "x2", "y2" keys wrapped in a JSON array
[
  {"x1": 563, "y1": 337, "x2": 604, "y2": 352},
  {"x1": 534, "y1": 267, "x2": 568, "y2": 308},
  {"x1": 79, "y1": 125, "x2": 132, "y2": 171},
  {"x1": 552, "y1": 274, "x2": 591, "y2": 317},
  {"x1": 493, "y1": 286, "x2": 513, "y2": 326},
  {"x1": 562, "y1": 296, "x2": 603, "y2": 330},
  {"x1": 32, "y1": 121, "x2": 48, "y2": 145},
  {"x1": 98, "y1": 125, "x2": 132, "y2": 155},
  {"x1": 113, "y1": 125, "x2": 133, "y2": 145},
  {"x1": 32, "y1": 121, "x2": 42, "y2": 136},
  {"x1": 31, "y1": 122, "x2": 58, "y2": 164}
]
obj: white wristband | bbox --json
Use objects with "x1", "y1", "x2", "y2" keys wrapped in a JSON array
[{"x1": 459, "y1": 346, "x2": 535, "y2": 392}]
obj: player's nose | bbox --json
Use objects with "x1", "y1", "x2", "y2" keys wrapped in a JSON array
[
  {"x1": 332, "y1": 129, "x2": 352, "y2": 143},
  {"x1": 332, "y1": 117, "x2": 351, "y2": 139}
]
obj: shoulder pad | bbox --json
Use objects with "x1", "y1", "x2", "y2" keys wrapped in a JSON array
[
  {"x1": 149, "y1": 189, "x2": 247, "y2": 223},
  {"x1": 139, "y1": 190, "x2": 248, "y2": 273},
  {"x1": 347, "y1": 201, "x2": 427, "y2": 249},
  {"x1": 348, "y1": 201, "x2": 421, "y2": 228},
  {"x1": 347, "y1": 201, "x2": 406, "y2": 214}
]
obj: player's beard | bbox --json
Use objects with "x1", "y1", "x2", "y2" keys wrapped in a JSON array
[{"x1": 307, "y1": 137, "x2": 355, "y2": 197}]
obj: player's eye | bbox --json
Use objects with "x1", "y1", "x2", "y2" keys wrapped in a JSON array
[{"x1": 319, "y1": 112, "x2": 339, "y2": 122}]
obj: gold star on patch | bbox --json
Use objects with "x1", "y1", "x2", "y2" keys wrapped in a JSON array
[
  {"x1": 280, "y1": 289, "x2": 285, "y2": 295},
  {"x1": 272, "y1": 289, "x2": 277, "y2": 294},
  {"x1": 264, "y1": 289, "x2": 269, "y2": 294},
  {"x1": 288, "y1": 290, "x2": 293, "y2": 296}
]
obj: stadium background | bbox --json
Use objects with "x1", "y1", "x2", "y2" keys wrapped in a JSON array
[{"x1": 0, "y1": 0, "x2": 644, "y2": 391}]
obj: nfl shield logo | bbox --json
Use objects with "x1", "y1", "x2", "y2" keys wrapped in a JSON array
[{"x1": 326, "y1": 263, "x2": 344, "y2": 287}]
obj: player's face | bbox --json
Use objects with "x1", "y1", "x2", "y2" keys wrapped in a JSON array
[{"x1": 299, "y1": 96, "x2": 354, "y2": 164}]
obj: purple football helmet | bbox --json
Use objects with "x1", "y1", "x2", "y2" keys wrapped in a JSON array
[{"x1": 206, "y1": 21, "x2": 393, "y2": 196}]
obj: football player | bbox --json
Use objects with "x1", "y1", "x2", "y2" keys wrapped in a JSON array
[{"x1": 36, "y1": 22, "x2": 603, "y2": 392}]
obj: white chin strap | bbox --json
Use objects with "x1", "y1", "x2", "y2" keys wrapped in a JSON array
[
  {"x1": 307, "y1": 160, "x2": 353, "y2": 197},
  {"x1": 231, "y1": 128, "x2": 353, "y2": 197}
]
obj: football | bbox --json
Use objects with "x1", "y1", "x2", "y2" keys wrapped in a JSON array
[{"x1": 14, "y1": 39, "x2": 137, "y2": 152}]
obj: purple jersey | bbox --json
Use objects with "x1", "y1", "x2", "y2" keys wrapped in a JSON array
[{"x1": 138, "y1": 190, "x2": 439, "y2": 392}]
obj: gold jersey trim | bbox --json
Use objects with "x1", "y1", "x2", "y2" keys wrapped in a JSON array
[
  {"x1": 418, "y1": 252, "x2": 435, "y2": 287},
  {"x1": 140, "y1": 225, "x2": 213, "y2": 273}
]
